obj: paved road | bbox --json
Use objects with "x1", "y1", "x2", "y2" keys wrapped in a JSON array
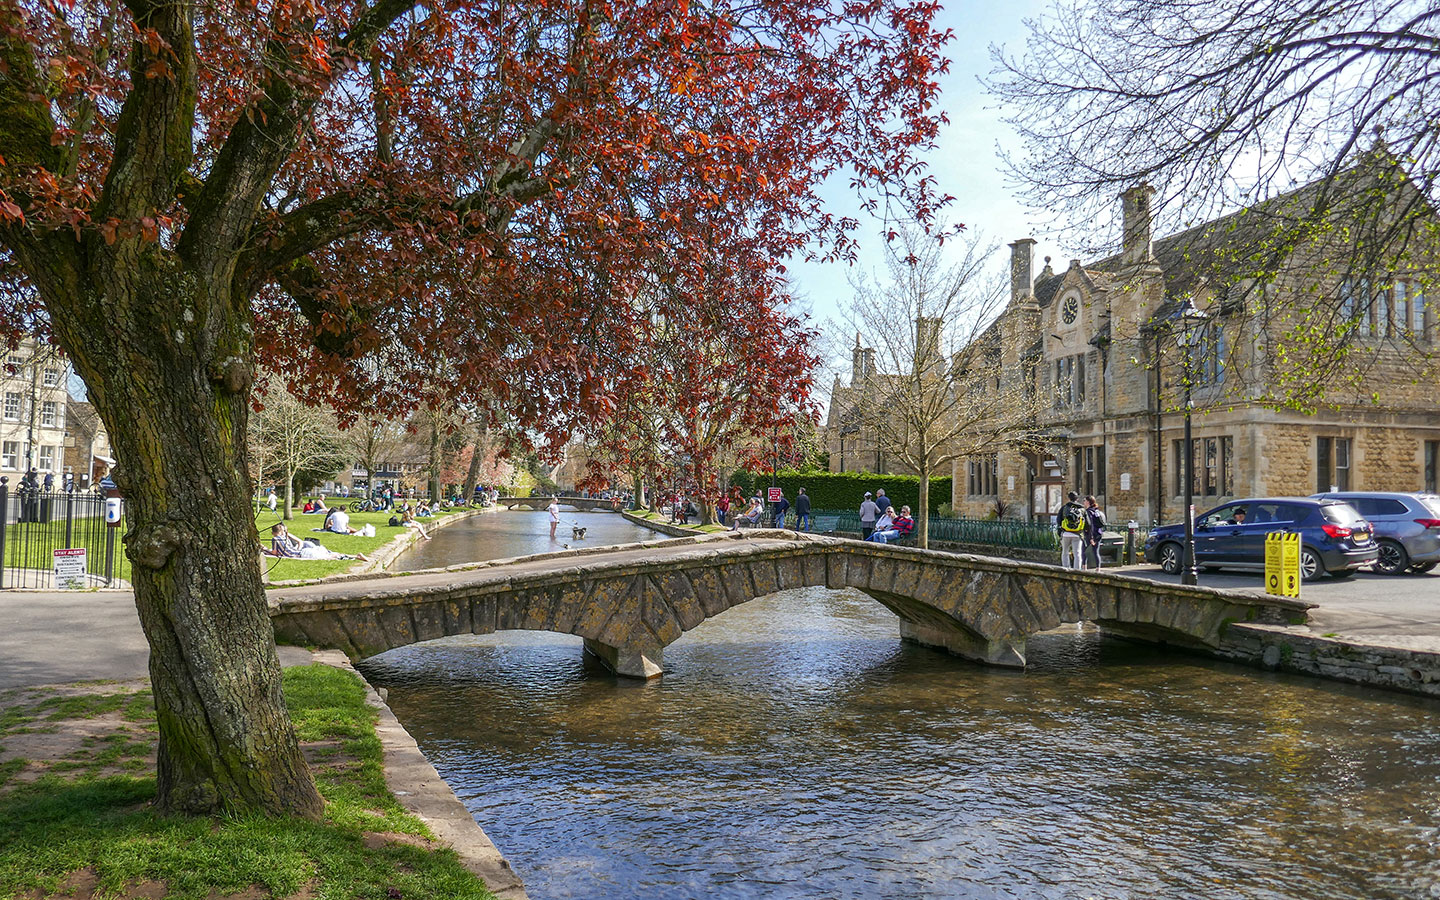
[{"x1": 1114, "y1": 564, "x2": 1440, "y2": 644}]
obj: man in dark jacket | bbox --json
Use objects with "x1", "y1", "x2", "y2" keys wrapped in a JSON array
[
  {"x1": 771, "y1": 490, "x2": 789, "y2": 528},
  {"x1": 795, "y1": 488, "x2": 812, "y2": 531}
]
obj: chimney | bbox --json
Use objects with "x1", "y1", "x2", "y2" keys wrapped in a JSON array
[
  {"x1": 1121, "y1": 183, "x2": 1156, "y2": 267},
  {"x1": 851, "y1": 333, "x2": 863, "y2": 383},
  {"x1": 862, "y1": 347, "x2": 876, "y2": 381},
  {"x1": 1009, "y1": 238, "x2": 1036, "y2": 306}
]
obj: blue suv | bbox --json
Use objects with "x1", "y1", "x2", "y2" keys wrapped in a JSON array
[{"x1": 1143, "y1": 497, "x2": 1378, "y2": 580}]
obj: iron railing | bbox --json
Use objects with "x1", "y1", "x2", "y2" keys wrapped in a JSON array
[
  {"x1": 781, "y1": 508, "x2": 1060, "y2": 551},
  {"x1": 0, "y1": 480, "x2": 126, "y2": 589}
]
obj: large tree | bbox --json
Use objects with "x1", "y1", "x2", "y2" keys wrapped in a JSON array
[
  {"x1": 990, "y1": 0, "x2": 1440, "y2": 405},
  {"x1": 838, "y1": 225, "x2": 1036, "y2": 547},
  {"x1": 0, "y1": 0, "x2": 948, "y2": 815}
]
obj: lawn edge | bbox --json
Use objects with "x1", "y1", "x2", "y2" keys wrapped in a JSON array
[
  {"x1": 265, "y1": 507, "x2": 492, "y2": 588},
  {"x1": 309, "y1": 649, "x2": 529, "y2": 900}
]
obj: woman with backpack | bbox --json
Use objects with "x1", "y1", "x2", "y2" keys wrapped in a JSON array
[
  {"x1": 1083, "y1": 495, "x2": 1107, "y2": 569},
  {"x1": 1055, "y1": 491, "x2": 1087, "y2": 570}
]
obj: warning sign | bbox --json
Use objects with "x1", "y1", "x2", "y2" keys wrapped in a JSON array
[
  {"x1": 1264, "y1": 532, "x2": 1301, "y2": 598},
  {"x1": 768, "y1": 487, "x2": 783, "y2": 502},
  {"x1": 53, "y1": 548, "x2": 87, "y2": 590}
]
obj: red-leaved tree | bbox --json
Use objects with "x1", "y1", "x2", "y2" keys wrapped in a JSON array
[{"x1": 0, "y1": 0, "x2": 949, "y2": 816}]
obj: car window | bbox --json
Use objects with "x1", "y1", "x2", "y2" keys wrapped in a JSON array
[
  {"x1": 1320, "y1": 502, "x2": 1365, "y2": 525},
  {"x1": 1197, "y1": 505, "x2": 1237, "y2": 527},
  {"x1": 1362, "y1": 498, "x2": 1410, "y2": 517},
  {"x1": 1246, "y1": 502, "x2": 1290, "y2": 525},
  {"x1": 1419, "y1": 495, "x2": 1440, "y2": 517}
]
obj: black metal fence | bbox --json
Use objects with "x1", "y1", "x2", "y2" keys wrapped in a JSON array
[{"x1": 0, "y1": 481, "x2": 126, "y2": 589}]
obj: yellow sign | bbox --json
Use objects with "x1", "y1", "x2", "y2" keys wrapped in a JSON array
[{"x1": 1265, "y1": 532, "x2": 1302, "y2": 598}]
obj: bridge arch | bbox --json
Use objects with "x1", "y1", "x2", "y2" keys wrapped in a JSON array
[{"x1": 269, "y1": 534, "x2": 1310, "y2": 678}]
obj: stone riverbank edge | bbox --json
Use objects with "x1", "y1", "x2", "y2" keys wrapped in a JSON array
[
  {"x1": 313, "y1": 650, "x2": 529, "y2": 900},
  {"x1": 267, "y1": 505, "x2": 493, "y2": 587},
  {"x1": 623, "y1": 511, "x2": 1440, "y2": 700}
]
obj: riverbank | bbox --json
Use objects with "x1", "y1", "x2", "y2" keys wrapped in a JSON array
[
  {"x1": 0, "y1": 657, "x2": 525, "y2": 899},
  {"x1": 261, "y1": 506, "x2": 490, "y2": 585}
]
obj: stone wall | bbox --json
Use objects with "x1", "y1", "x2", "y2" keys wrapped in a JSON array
[{"x1": 1218, "y1": 623, "x2": 1440, "y2": 699}]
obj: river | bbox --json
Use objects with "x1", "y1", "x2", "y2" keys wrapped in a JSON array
[{"x1": 361, "y1": 510, "x2": 1440, "y2": 900}]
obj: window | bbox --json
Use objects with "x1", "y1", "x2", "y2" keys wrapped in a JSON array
[
  {"x1": 5, "y1": 354, "x2": 24, "y2": 376},
  {"x1": 42, "y1": 368, "x2": 58, "y2": 388},
  {"x1": 1426, "y1": 441, "x2": 1438, "y2": 493},
  {"x1": 967, "y1": 454, "x2": 998, "y2": 496},
  {"x1": 40, "y1": 400, "x2": 56, "y2": 427},
  {"x1": 1344, "y1": 278, "x2": 1430, "y2": 338},
  {"x1": 1174, "y1": 436, "x2": 1233, "y2": 497},
  {"x1": 38, "y1": 445, "x2": 53, "y2": 472},
  {"x1": 2, "y1": 392, "x2": 18, "y2": 421},
  {"x1": 1053, "y1": 354, "x2": 1086, "y2": 409},
  {"x1": 1317, "y1": 436, "x2": 1351, "y2": 492},
  {"x1": 1072, "y1": 444, "x2": 1106, "y2": 497},
  {"x1": 0, "y1": 441, "x2": 15, "y2": 470},
  {"x1": 1193, "y1": 323, "x2": 1226, "y2": 385}
]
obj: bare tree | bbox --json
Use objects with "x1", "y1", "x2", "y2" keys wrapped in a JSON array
[
  {"x1": 837, "y1": 226, "x2": 1038, "y2": 547},
  {"x1": 252, "y1": 387, "x2": 344, "y2": 519},
  {"x1": 990, "y1": 0, "x2": 1440, "y2": 405},
  {"x1": 341, "y1": 416, "x2": 409, "y2": 500}
]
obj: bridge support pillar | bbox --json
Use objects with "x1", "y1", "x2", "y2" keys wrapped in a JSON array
[
  {"x1": 899, "y1": 621, "x2": 1026, "y2": 668},
  {"x1": 583, "y1": 638, "x2": 664, "y2": 679}
]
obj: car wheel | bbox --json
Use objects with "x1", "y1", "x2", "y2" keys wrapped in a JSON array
[
  {"x1": 1158, "y1": 542, "x2": 1182, "y2": 574},
  {"x1": 1299, "y1": 547, "x2": 1325, "y2": 582},
  {"x1": 1374, "y1": 539, "x2": 1410, "y2": 575},
  {"x1": 1412, "y1": 562, "x2": 1438, "y2": 574}
]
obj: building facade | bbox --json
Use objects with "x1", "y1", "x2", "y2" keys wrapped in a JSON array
[
  {"x1": 953, "y1": 171, "x2": 1440, "y2": 526},
  {"x1": 0, "y1": 339, "x2": 71, "y2": 481}
]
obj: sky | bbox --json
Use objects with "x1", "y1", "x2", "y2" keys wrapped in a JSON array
[{"x1": 786, "y1": 0, "x2": 1076, "y2": 370}]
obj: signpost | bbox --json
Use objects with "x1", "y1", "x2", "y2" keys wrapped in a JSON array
[
  {"x1": 1264, "y1": 532, "x2": 1301, "y2": 598},
  {"x1": 767, "y1": 487, "x2": 783, "y2": 502},
  {"x1": 53, "y1": 547, "x2": 87, "y2": 590}
]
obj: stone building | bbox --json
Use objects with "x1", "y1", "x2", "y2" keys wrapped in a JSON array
[
  {"x1": 63, "y1": 399, "x2": 114, "y2": 488},
  {"x1": 0, "y1": 339, "x2": 72, "y2": 481},
  {"x1": 952, "y1": 164, "x2": 1440, "y2": 525}
]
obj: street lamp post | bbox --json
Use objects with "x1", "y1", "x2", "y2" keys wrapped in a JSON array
[{"x1": 1174, "y1": 298, "x2": 1210, "y2": 587}]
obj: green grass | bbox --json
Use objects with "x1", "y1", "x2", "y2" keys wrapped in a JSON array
[
  {"x1": 629, "y1": 509, "x2": 729, "y2": 533},
  {"x1": 0, "y1": 665, "x2": 497, "y2": 900},
  {"x1": 255, "y1": 507, "x2": 467, "y2": 583},
  {"x1": 0, "y1": 509, "x2": 133, "y2": 584}
]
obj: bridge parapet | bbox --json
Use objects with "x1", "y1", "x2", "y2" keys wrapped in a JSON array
[
  {"x1": 268, "y1": 531, "x2": 1312, "y2": 677},
  {"x1": 495, "y1": 495, "x2": 622, "y2": 512}
]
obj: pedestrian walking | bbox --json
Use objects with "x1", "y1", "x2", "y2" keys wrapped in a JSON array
[
  {"x1": 795, "y1": 487, "x2": 811, "y2": 531},
  {"x1": 859, "y1": 491, "x2": 880, "y2": 540},
  {"x1": 1083, "y1": 494, "x2": 1107, "y2": 570},
  {"x1": 772, "y1": 490, "x2": 789, "y2": 528},
  {"x1": 1055, "y1": 491, "x2": 1087, "y2": 570}
]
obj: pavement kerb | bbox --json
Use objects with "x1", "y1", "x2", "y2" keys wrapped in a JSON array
[{"x1": 309, "y1": 649, "x2": 529, "y2": 900}]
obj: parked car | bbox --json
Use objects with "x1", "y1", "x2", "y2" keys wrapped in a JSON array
[
  {"x1": 1143, "y1": 497, "x2": 1378, "y2": 580},
  {"x1": 1310, "y1": 491, "x2": 1440, "y2": 575}
]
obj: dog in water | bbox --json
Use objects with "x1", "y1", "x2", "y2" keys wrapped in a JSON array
[{"x1": 571, "y1": 525, "x2": 588, "y2": 540}]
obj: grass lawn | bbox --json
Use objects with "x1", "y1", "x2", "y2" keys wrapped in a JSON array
[
  {"x1": 255, "y1": 507, "x2": 469, "y2": 582},
  {"x1": 0, "y1": 665, "x2": 498, "y2": 900}
]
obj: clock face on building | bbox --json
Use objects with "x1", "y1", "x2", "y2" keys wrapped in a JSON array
[{"x1": 1061, "y1": 295, "x2": 1079, "y2": 325}]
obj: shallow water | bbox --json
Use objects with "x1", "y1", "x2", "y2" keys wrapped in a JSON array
[{"x1": 368, "y1": 511, "x2": 1440, "y2": 900}]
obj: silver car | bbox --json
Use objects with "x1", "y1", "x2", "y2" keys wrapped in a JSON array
[{"x1": 1311, "y1": 491, "x2": 1440, "y2": 575}]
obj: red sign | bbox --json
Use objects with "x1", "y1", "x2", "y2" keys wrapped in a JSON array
[{"x1": 768, "y1": 487, "x2": 783, "y2": 502}]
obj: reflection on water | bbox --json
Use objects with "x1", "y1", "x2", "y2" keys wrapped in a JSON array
[{"x1": 361, "y1": 579, "x2": 1440, "y2": 900}]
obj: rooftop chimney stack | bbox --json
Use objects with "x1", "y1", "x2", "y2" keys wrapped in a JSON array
[
  {"x1": 851, "y1": 333, "x2": 864, "y2": 383},
  {"x1": 1009, "y1": 238, "x2": 1037, "y2": 306},
  {"x1": 1121, "y1": 183, "x2": 1156, "y2": 267},
  {"x1": 862, "y1": 347, "x2": 876, "y2": 382}
]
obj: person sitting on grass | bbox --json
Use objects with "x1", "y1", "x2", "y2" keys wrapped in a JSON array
[
  {"x1": 415, "y1": 501, "x2": 434, "y2": 517},
  {"x1": 269, "y1": 523, "x2": 368, "y2": 561},
  {"x1": 401, "y1": 509, "x2": 432, "y2": 541},
  {"x1": 322, "y1": 506, "x2": 360, "y2": 535}
]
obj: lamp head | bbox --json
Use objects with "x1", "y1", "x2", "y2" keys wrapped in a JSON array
[{"x1": 1174, "y1": 297, "x2": 1210, "y2": 348}]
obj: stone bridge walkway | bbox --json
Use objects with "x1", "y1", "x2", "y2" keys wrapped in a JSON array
[{"x1": 269, "y1": 531, "x2": 1312, "y2": 677}]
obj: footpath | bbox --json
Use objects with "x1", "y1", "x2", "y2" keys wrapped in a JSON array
[{"x1": 0, "y1": 507, "x2": 527, "y2": 900}]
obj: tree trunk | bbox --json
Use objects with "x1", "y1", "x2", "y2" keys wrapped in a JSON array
[
  {"x1": 631, "y1": 470, "x2": 646, "y2": 510},
  {"x1": 427, "y1": 419, "x2": 442, "y2": 501},
  {"x1": 462, "y1": 424, "x2": 485, "y2": 500},
  {"x1": 916, "y1": 459, "x2": 930, "y2": 549},
  {"x1": 284, "y1": 463, "x2": 296, "y2": 520},
  {"x1": 51, "y1": 264, "x2": 323, "y2": 820}
]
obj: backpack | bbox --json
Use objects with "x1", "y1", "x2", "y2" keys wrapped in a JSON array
[
  {"x1": 388, "y1": 515, "x2": 401, "y2": 527},
  {"x1": 1059, "y1": 503, "x2": 1086, "y2": 533}
]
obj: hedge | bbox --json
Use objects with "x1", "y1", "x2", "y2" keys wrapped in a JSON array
[{"x1": 729, "y1": 469, "x2": 952, "y2": 515}]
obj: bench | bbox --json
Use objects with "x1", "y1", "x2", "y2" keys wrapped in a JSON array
[{"x1": 812, "y1": 515, "x2": 841, "y2": 534}]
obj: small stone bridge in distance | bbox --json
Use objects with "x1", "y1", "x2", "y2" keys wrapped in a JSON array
[
  {"x1": 268, "y1": 532, "x2": 1313, "y2": 677},
  {"x1": 496, "y1": 495, "x2": 622, "y2": 512}
]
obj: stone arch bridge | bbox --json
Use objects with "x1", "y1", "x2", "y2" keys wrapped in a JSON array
[
  {"x1": 268, "y1": 532, "x2": 1311, "y2": 677},
  {"x1": 496, "y1": 495, "x2": 622, "y2": 512}
]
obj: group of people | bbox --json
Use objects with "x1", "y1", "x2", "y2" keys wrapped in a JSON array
[
  {"x1": 858, "y1": 490, "x2": 915, "y2": 543},
  {"x1": 1055, "y1": 490, "x2": 1107, "y2": 569}
]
